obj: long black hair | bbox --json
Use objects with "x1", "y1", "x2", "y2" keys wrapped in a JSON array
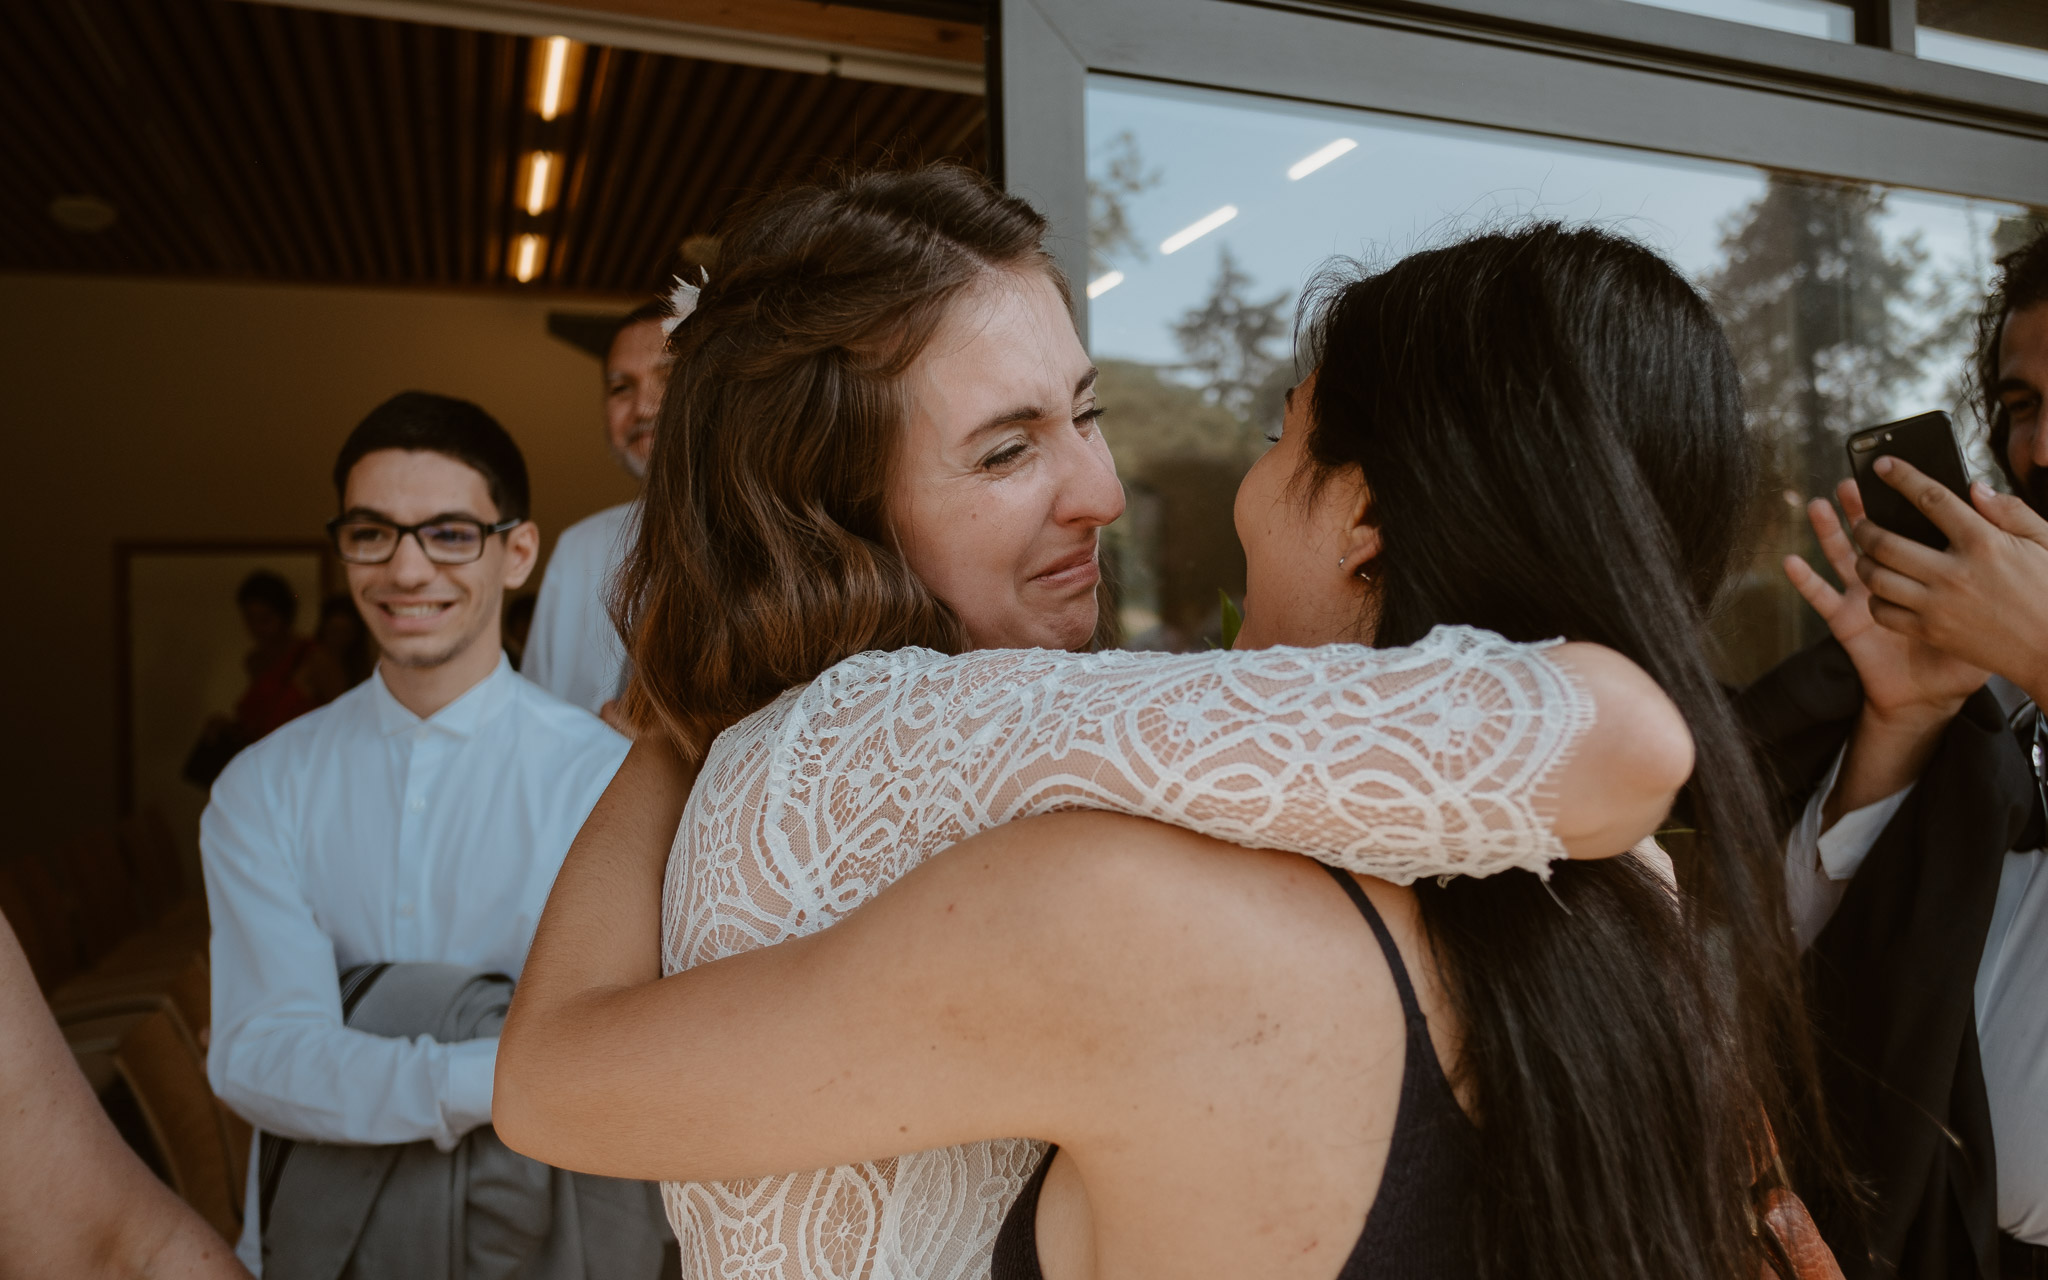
[{"x1": 1300, "y1": 225, "x2": 1830, "y2": 1280}]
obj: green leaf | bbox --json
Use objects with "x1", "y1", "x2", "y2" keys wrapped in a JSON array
[{"x1": 1218, "y1": 589, "x2": 1243, "y2": 651}]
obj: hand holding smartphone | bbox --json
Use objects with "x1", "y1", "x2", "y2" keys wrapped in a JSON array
[{"x1": 1844, "y1": 411, "x2": 1974, "y2": 550}]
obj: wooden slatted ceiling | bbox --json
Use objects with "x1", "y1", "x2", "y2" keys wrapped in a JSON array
[{"x1": 0, "y1": 0, "x2": 987, "y2": 292}]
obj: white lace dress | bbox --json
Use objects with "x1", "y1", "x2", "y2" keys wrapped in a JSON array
[{"x1": 658, "y1": 624, "x2": 1594, "y2": 1280}]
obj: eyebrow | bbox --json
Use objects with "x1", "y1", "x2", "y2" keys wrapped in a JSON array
[
  {"x1": 1994, "y1": 375, "x2": 2039, "y2": 396},
  {"x1": 340, "y1": 506, "x2": 492, "y2": 525},
  {"x1": 966, "y1": 367, "x2": 1101, "y2": 441}
]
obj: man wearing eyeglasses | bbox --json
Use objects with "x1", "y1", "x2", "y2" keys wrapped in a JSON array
[
  {"x1": 200, "y1": 392, "x2": 660, "y2": 1276},
  {"x1": 1757, "y1": 228, "x2": 2048, "y2": 1280}
]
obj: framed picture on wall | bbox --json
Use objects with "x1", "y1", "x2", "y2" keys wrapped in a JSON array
[{"x1": 114, "y1": 540, "x2": 352, "y2": 883}]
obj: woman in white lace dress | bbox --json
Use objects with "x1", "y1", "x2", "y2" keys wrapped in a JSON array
[{"x1": 502, "y1": 177, "x2": 1828, "y2": 1280}]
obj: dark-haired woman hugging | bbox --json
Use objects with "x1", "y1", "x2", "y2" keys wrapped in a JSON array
[{"x1": 500, "y1": 165, "x2": 1827, "y2": 1280}]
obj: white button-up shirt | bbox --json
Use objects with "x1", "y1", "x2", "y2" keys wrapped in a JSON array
[
  {"x1": 202, "y1": 655, "x2": 627, "y2": 1153},
  {"x1": 1785, "y1": 752, "x2": 2048, "y2": 1245},
  {"x1": 524, "y1": 501, "x2": 635, "y2": 714}
]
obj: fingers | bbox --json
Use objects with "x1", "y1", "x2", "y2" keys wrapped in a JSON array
[
  {"x1": 1836, "y1": 477, "x2": 1868, "y2": 525},
  {"x1": 1807, "y1": 498, "x2": 1861, "y2": 586},
  {"x1": 1973, "y1": 480, "x2": 2048, "y2": 544},
  {"x1": 1874, "y1": 456, "x2": 1988, "y2": 549},
  {"x1": 1851, "y1": 510, "x2": 1950, "y2": 583},
  {"x1": 1854, "y1": 547, "x2": 1934, "y2": 611},
  {"x1": 1868, "y1": 595, "x2": 1929, "y2": 641},
  {"x1": 1783, "y1": 554, "x2": 1844, "y2": 620}
]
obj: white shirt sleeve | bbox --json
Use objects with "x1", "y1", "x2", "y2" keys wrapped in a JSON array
[
  {"x1": 1782, "y1": 744, "x2": 1915, "y2": 949},
  {"x1": 201, "y1": 760, "x2": 496, "y2": 1150}
]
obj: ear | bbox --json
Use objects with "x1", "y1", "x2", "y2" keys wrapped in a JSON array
[
  {"x1": 1335, "y1": 469, "x2": 1382, "y2": 571},
  {"x1": 502, "y1": 521, "x2": 541, "y2": 591}
]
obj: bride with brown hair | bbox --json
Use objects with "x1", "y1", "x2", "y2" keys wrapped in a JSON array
[{"x1": 498, "y1": 165, "x2": 1826, "y2": 1280}]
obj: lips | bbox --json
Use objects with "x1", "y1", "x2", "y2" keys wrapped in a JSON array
[
  {"x1": 373, "y1": 599, "x2": 457, "y2": 632},
  {"x1": 1029, "y1": 545, "x2": 1100, "y2": 591}
]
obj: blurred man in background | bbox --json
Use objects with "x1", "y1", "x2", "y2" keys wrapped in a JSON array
[{"x1": 523, "y1": 300, "x2": 669, "y2": 725}]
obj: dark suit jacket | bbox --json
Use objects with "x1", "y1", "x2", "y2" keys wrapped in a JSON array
[{"x1": 1737, "y1": 639, "x2": 2037, "y2": 1280}]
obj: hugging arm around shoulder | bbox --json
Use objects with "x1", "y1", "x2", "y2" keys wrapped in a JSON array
[
  {"x1": 780, "y1": 624, "x2": 1686, "y2": 882},
  {"x1": 496, "y1": 627, "x2": 1687, "y2": 1177},
  {"x1": 506, "y1": 810, "x2": 1342, "y2": 1184}
]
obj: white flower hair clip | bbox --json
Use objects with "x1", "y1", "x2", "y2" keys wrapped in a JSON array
[{"x1": 662, "y1": 267, "x2": 708, "y2": 336}]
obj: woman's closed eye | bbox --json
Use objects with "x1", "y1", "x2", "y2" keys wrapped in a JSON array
[{"x1": 980, "y1": 438, "x2": 1031, "y2": 471}]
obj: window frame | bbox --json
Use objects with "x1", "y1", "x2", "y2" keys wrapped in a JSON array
[{"x1": 992, "y1": 0, "x2": 2048, "y2": 342}]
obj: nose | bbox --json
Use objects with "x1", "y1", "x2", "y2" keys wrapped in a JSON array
[
  {"x1": 386, "y1": 530, "x2": 439, "y2": 587},
  {"x1": 1051, "y1": 429, "x2": 1126, "y2": 530}
]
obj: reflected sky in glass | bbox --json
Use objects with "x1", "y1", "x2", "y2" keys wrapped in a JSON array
[
  {"x1": 1618, "y1": 0, "x2": 1853, "y2": 41},
  {"x1": 1085, "y1": 76, "x2": 2020, "y2": 412},
  {"x1": 1917, "y1": 27, "x2": 2048, "y2": 85}
]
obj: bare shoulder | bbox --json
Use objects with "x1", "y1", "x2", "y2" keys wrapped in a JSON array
[{"x1": 943, "y1": 813, "x2": 1420, "y2": 1065}]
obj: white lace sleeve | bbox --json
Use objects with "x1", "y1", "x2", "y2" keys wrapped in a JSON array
[{"x1": 794, "y1": 623, "x2": 1592, "y2": 887}]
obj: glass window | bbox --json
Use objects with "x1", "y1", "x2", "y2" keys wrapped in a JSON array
[
  {"x1": 1615, "y1": 0, "x2": 1854, "y2": 41},
  {"x1": 1087, "y1": 76, "x2": 2028, "y2": 682},
  {"x1": 1917, "y1": 0, "x2": 2048, "y2": 85}
]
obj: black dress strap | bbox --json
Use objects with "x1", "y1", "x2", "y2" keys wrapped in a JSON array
[
  {"x1": 992, "y1": 1146, "x2": 1057, "y2": 1280},
  {"x1": 1318, "y1": 864, "x2": 1429, "y2": 1028}
]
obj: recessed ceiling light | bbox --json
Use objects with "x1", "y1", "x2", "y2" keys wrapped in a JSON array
[
  {"x1": 530, "y1": 36, "x2": 583, "y2": 121},
  {"x1": 522, "y1": 152, "x2": 557, "y2": 216},
  {"x1": 49, "y1": 195, "x2": 117, "y2": 233},
  {"x1": 512, "y1": 234, "x2": 546, "y2": 283}
]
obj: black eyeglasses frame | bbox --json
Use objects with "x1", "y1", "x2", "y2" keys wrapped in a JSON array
[{"x1": 325, "y1": 515, "x2": 525, "y2": 565}]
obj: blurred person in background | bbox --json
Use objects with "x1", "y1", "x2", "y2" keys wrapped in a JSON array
[
  {"x1": 201, "y1": 391, "x2": 668, "y2": 1277},
  {"x1": 1756, "y1": 228, "x2": 2048, "y2": 1280},
  {"x1": 185, "y1": 572, "x2": 324, "y2": 788},
  {"x1": 523, "y1": 299, "x2": 671, "y2": 727},
  {"x1": 0, "y1": 914, "x2": 249, "y2": 1278},
  {"x1": 294, "y1": 592, "x2": 374, "y2": 704}
]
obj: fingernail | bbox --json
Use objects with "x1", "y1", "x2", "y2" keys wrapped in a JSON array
[
  {"x1": 1974, "y1": 481, "x2": 1994, "y2": 500},
  {"x1": 1875, "y1": 456, "x2": 1894, "y2": 474}
]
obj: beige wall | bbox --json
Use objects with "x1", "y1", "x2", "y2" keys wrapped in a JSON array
[{"x1": 0, "y1": 272, "x2": 641, "y2": 861}]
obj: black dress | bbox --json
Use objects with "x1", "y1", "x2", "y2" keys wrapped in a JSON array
[{"x1": 990, "y1": 864, "x2": 1478, "y2": 1280}]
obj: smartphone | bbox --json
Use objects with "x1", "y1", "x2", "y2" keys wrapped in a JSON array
[{"x1": 1844, "y1": 411, "x2": 1974, "y2": 550}]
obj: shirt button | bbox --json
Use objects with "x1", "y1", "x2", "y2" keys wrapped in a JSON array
[
  {"x1": 408, "y1": 796, "x2": 425, "y2": 813},
  {"x1": 397, "y1": 899, "x2": 415, "y2": 918},
  {"x1": 413, "y1": 727, "x2": 429, "y2": 743}
]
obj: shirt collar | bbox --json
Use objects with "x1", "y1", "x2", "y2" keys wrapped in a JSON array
[{"x1": 368, "y1": 654, "x2": 519, "y2": 739}]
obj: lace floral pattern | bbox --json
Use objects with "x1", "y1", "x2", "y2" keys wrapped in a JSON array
[{"x1": 659, "y1": 624, "x2": 1593, "y2": 1279}]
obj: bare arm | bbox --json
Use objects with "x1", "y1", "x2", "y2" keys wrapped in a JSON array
[
  {"x1": 496, "y1": 735, "x2": 696, "y2": 1152},
  {"x1": 0, "y1": 918, "x2": 248, "y2": 1279},
  {"x1": 1543, "y1": 641, "x2": 1695, "y2": 859},
  {"x1": 500, "y1": 811, "x2": 1357, "y2": 1183},
  {"x1": 496, "y1": 640, "x2": 1691, "y2": 1178}
]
